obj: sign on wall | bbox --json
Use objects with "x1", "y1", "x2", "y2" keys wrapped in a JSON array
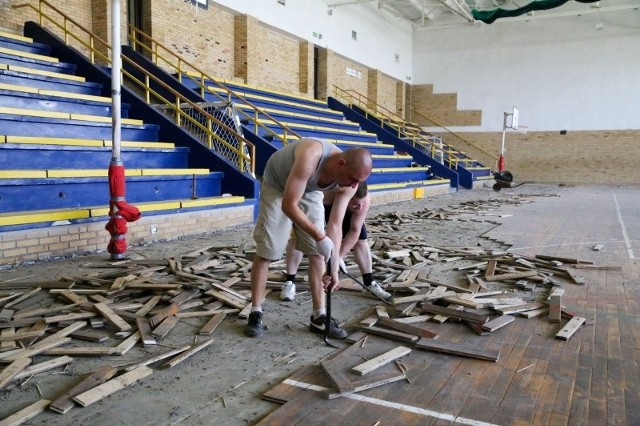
[{"x1": 188, "y1": 0, "x2": 208, "y2": 9}]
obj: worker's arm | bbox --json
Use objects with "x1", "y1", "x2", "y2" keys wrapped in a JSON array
[
  {"x1": 325, "y1": 186, "x2": 357, "y2": 288},
  {"x1": 339, "y1": 196, "x2": 370, "y2": 258},
  {"x1": 281, "y1": 141, "x2": 325, "y2": 241}
]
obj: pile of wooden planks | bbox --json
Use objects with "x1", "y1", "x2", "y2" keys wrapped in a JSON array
[
  {"x1": 0, "y1": 244, "x2": 258, "y2": 422},
  {"x1": 1, "y1": 195, "x2": 599, "y2": 423}
]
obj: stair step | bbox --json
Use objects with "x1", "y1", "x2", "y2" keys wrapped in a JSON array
[
  {"x1": 256, "y1": 118, "x2": 362, "y2": 133},
  {"x1": 368, "y1": 179, "x2": 448, "y2": 191},
  {"x1": 0, "y1": 106, "x2": 142, "y2": 125},
  {"x1": 0, "y1": 63, "x2": 84, "y2": 82},
  {"x1": 3, "y1": 135, "x2": 175, "y2": 149},
  {"x1": 194, "y1": 74, "x2": 326, "y2": 107},
  {"x1": 236, "y1": 103, "x2": 346, "y2": 125},
  {"x1": 0, "y1": 31, "x2": 32, "y2": 43},
  {"x1": 0, "y1": 168, "x2": 210, "y2": 179},
  {"x1": 0, "y1": 82, "x2": 110, "y2": 103},
  {"x1": 0, "y1": 46, "x2": 58, "y2": 63},
  {"x1": 0, "y1": 196, "x2": 246, "y2": 228},
  {"x1": 209, "y1": 86, "x2": 340, "y2": 116}
]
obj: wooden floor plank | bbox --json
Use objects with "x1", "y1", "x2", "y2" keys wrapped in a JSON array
[
  {"x1": 605, "y1": 357, "x2": 626, "y2": 426},
  {"x1": 622, "y1": 358, "x2": 640, "y2": 426},
  {"x1": 0, "y1": 399, "x2": 50, "y2": 426}
]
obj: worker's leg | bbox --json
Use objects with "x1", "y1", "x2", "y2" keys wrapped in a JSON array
[
  {"x1": 353, "y1": 231, "x2": 392, "y2": 301},
  {"x1": 246, "y1": 185, "x2": 291, "y2": 337},
  {"x1": 285, "y1": 239, "x2": 304, "y2": 276},
  {"x1": 295, "y1": 191, "x2": 347, "y2": 339},
  {"x1": 353, "y1": 239, "x2": 373, "y2": 278},
  {"x1": 281, "y1": 239, "x2": 302, "y2": 301},
  {"x1": 250, "y1": 255, "x2": 271, "y2": 309},
  {"x1": 308, "y1": 253, "x2": 325, "y2": 312}
]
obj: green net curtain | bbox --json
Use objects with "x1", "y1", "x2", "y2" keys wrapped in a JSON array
[{"x1": 472, "y1": 0, "x2": 600, "y2": 24}]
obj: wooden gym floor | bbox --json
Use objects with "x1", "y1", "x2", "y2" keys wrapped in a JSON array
[{"x1": 256, "y1": 185, "x2": 640, "y2": 426}]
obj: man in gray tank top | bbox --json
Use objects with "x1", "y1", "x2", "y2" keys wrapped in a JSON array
[{"x1": 245, "y1": 138, "x2": 373, "y2": 339}]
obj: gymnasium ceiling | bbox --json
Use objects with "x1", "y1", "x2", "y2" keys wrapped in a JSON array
[{"x1": 321, "y1": 0, "x2": 640, "y2": 30}]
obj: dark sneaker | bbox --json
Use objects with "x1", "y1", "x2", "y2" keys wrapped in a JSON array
[
  {"x1": 309, "y1": 314, "x2": 347, "y2": 339},
  {"x1": 245, "y1": 311, "x2": 264, "y2": 337}
]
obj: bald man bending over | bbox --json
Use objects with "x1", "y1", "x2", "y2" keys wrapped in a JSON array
[{"x1": 245, "y1": 138, "x2": 373, "y2": 338}]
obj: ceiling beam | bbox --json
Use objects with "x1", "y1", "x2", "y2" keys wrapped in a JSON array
[{"x1": 436, "y1": 0, "x2": 475, "y2": 22}]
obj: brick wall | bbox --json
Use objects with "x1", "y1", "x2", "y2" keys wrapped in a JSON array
[
  {"x1": 232, "y1": 16, "x2": 301, "y2": 94},
  {"x1": 366, "y1": 70, "x2": 397, "y2": 114},
  {"x1": 431, "y1": 130, "x2": 640, "y2": 185},
  {"x1": 410, "y1": 84, "x2": 482, "y2": 127},
  {"x1": 255, "y1": 25, "x2": 299, "y2": 93},
  {"x1": 396, "y1": 80, "x2": 406, "y2": 119},
  {"x1": 318, "y1": 48, "x2": 369, "y2": 102},
  {"x1": 0, "y1": 206, "x2": 254, "y2": 267},
  {"x1": 150, "y1": 0, "x2": 235, "y2": 79},
  {"x1": 3, "y1": 0, "x2": 94, "y2": 56},
  {"x1": 298, "y1": 41, "x2": 314, "y2": 97},
  {"x1": 1, "y1": 0, "x2": 92, "y2": 35}
]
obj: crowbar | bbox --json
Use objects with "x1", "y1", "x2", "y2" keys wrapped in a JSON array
[{"x1": 323, "y1": 259, "x2": 339, "y2": 349}]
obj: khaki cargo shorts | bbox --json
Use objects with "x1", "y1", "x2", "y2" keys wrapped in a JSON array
[{"x1": 254, "y1": 184, "x2": 324, "y2": 260}]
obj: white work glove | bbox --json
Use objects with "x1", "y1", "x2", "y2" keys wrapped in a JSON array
[
  {"x1": 316, "y1": 236, "x2": 334, "y2": 260},
  {"x1": 339, "y1": 258, "x2": 347, "y2": 274}
]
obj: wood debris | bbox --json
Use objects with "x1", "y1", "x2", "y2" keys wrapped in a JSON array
[{"x1": 0, "y1": 195, "x2": 605, "y2": 422}]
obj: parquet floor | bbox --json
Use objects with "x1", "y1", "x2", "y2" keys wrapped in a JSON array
[{"x1": 256, "y1": 186, "x2": 640, "y2": 426}]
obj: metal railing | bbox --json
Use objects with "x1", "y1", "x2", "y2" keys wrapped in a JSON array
[
  {"x1": 128, "y1": 25, "x2": 301, "y2": 145},
  {"x1": 332, "y1": 85, "x2": 490, "y2": 170},
  {"x1": 13, "y1": 0, "x2": 255, "y2": 174},
  {"x1": 412, "y1": 109, "x2": 498, "y2": 165}
]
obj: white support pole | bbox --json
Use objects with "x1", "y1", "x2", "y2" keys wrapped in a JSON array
[
  {"x1": 501, "y1": 112, "x2": 508, "y2": 157},
  {"x1": 111, "y1": 0, "x2": 121, "y2": 161}
]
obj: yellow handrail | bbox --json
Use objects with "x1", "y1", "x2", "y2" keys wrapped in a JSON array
[
  {"x1": 412, "y1": 109, "x2": 498, "y2": 162},
  {"x1": 128, "y1": 25, "x2": 301, "y2": 145},
  {"x1": 332, "y1": 85, "x2": 463, "y2": 168},
  {"x1": 13, "y1": 0, "x2": 255, "y2": 175}
]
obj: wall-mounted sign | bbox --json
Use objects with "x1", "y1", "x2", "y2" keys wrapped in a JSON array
[{"x1": 188, "y1": 0, "x2": 208, "y2": 9}]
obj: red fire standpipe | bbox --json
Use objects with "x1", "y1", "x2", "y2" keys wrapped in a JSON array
[{"x1": 106, "y1": 0, "x2": 140, "y2": 260}]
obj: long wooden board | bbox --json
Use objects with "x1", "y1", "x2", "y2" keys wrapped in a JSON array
[
  {"x1": 13, "y1": 356, "x2": 74, "y2": 381},
  {"x1": 481, "y1": 315, "x2": 515, "y2": 332},
  {"x1": 377, "y1": 318, "x2": 438, "y2": 339},
  {"x1": 0, "y1": 358, "x2": 31, "y2": 390},
  {"x1": 414, "y1": 338, "x2": 500, "y2": 361},
  {"x1": 555, "y1": 317, "x2": 586, "y2": 340},
  {"x1": 93, "y1": 303, "x2": 132, "y2": 332},
  {"x1": 49, "y1": 365, "x2": 118, "y2": 413},
  {"x1": 420, "y1": 304, "x2": 489, "y2": 323},
  {"x1": 73, "y1": 366, "x2": 153, "y2": 407},
  {"x1": 0, "y1": 399, "x2": 50, "y2": 426},
  {"x1": 351, "y1": 346, "x2": 412, "y2": 376},
  {"x1": 162, "y1": 338, "x2": 215, "y2": 368},
  {"x1": 199, "y1": 312, "x2": 227, "y2": 335}
]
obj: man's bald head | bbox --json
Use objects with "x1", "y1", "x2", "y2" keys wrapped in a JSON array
[{"x1": 343, "y1": 147, "x2": 373, "y2": 178}]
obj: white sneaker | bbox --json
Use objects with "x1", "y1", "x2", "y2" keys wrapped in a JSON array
[
  {"x1": 280, "y1": 281, "x2": 296, "y2": 301},
  {"x1": 365, "y1": 281, "x2": 392, "y2": 301}
]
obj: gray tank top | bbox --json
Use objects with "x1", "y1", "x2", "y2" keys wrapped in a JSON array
[{"x1": 263, "y1": 139, "x2": 340, "y2": 193}]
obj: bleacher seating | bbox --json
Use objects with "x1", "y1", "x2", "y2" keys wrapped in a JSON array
[
  {"x1": 328, "y1": 92, "x2": 492, "y2": 189},
  {"x1": 181, "y1": 78, "x2": 454, "y2": 191},
  {"x1": 0, "y1": 30, "x2": 246, "y2": 232}
]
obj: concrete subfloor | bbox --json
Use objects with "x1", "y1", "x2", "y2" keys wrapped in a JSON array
[{"x1": 0, "y1": 184, "x2": 638, "y2": 425}]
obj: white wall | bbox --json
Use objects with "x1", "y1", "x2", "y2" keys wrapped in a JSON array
[
  {"x1": 210, "y1": 1, "x2": 639, "y2": 131},
  {"x1": 412, "y1": 10, "x2": 640, "y2": 131},
  {"x1": 212, "y1": 0, "x2": 413, "y2": 82}
]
